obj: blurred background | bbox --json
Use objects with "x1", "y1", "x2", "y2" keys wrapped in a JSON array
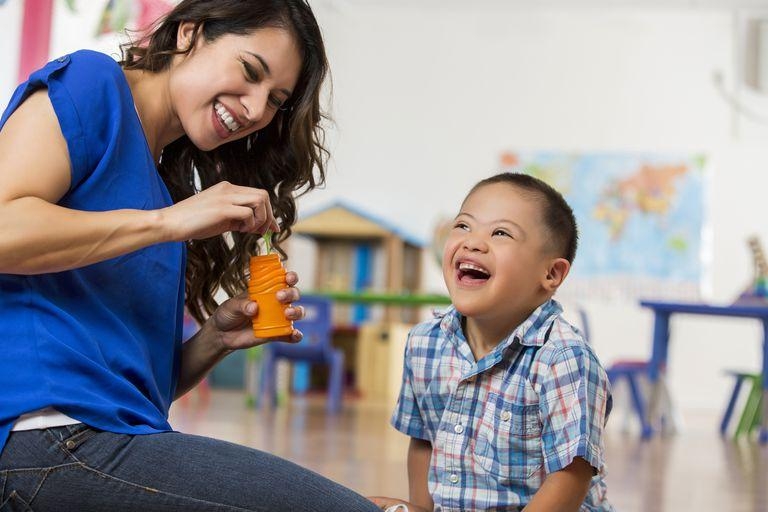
[{"x1": 2, "y1": 1, "x2": 768, "y2": 510}]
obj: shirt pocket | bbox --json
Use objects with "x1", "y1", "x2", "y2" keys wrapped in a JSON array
[{"x1": 473, "y1": 392, "x2": 543, "y2": 482}]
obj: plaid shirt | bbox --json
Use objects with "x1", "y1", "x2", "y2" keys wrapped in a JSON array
[{"x1": 391, "y1": 299, "x2": 614, "y2": 511}]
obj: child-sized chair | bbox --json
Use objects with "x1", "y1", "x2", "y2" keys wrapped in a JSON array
[
  {"x1": 259, "y1": 295, "x2": 345, "y2": 413},
  {"x1": 721, "y1": 370, "x2": 762, "y2": 440},
  {"x1": 577, "y1": 307, "x2": 676, "y2": 438}
]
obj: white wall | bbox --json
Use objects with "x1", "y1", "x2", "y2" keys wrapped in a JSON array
[
  {"x1": 307, "y1": 2, "x2": 768, "y2": 416},
  {"x1": 2, "y1": 0, "x2": 768, "y2": 417},
  {"x1": 0, "y1": 1, "x2": 22, "y2": 97}
]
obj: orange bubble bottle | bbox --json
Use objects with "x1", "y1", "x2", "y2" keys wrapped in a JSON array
[{"x1": 248, "y1": 253, "x2": 293, "y2": 338}]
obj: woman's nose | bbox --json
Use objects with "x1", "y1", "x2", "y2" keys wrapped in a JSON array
[{"x1": 241, "y1": 89, "x2": 267, "y2": 125}]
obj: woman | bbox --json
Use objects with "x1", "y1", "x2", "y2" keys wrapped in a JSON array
[{"x1": 0, "y1": 1, "x2": 379, "y2": 510}]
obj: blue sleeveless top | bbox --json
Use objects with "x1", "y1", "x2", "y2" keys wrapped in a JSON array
[{"x1": 0, "y1": 50, "x2": 186, "y2": 455}]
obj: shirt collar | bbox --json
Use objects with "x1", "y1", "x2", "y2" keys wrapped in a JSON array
[{"x1": 439, "y1": 298, "x2": 563, "y2": 352}]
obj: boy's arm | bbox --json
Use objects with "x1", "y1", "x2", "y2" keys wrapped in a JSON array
[
  {"x1": 522, "y1": 457, "x2": 593, "y2": 512},
  {"x1": 407, "y1": 437, "x2": 434, "y2": 510}
]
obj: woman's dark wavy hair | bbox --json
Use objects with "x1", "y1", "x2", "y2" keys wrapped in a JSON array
[{"x1": 120, "y1": 0, "x2": 329, "y2": 323}]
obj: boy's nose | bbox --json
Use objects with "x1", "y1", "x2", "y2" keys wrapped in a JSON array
[{"x1": 462, "y1": 235, "x2": 488, "y2": 252}]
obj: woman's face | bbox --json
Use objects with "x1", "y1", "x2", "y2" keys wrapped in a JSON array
[{"x1": 169, "y1": 24, "x2": 302, "y2": 151}]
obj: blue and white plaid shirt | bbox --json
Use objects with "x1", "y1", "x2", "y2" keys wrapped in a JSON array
[{"x1": 391, "y1": 299, "x2": 614, "y2": 511}]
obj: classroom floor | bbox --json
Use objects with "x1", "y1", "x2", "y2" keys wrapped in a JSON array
[{"x1": 170, "y1": 389, "x2": 768, "y2": 512}]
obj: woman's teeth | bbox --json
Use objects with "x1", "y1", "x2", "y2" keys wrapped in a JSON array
[{"x1": 215, "y1": 102, "x2": 240, "y2": 132}]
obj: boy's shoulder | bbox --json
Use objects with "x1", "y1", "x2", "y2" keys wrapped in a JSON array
[
  {"x1": 532, "y1": 313, "x2": 605, "y2": 369},
  {"x1": 406, "y1": 307, "x2": 457, "y2": 345},
  {"x1": 410, "y1": 311, "x2": 444, "y2": 334}
]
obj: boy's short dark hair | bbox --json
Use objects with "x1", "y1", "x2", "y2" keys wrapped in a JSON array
[{"x1": 469, "y1": 172, "x2": 578, "y2": 263}]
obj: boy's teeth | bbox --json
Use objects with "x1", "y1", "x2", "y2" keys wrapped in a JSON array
[
  {"x1": 459, "y1": 262, "x2": 489, "y2": 275},
  {"x1": 215, "y1": 103, "x2": 240, "y2": 132}
]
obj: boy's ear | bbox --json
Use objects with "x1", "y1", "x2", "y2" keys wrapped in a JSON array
[{"x1": 542, "y1": 258, "x2": 570, "y2": 292}]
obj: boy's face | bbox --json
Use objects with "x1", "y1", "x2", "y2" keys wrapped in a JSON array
[{"x1": 442, "y1": 182, "x2": 558, "y2": 325}]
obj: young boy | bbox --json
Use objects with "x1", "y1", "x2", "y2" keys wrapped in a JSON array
[{"x1": 370, "y1": 173, "x2": 614, "y2": 511}]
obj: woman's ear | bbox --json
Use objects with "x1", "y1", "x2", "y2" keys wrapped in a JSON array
[
  {"x1": 542, "y1": 258, "x2": 570, "y2": 292},
  {"x1": 176, "y1": 21, "x2": 198, "y2": 52}
]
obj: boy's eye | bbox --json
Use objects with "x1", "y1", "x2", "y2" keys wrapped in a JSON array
[
  {"x1": 493, "y1": 229, "x2": 511, "y2": 237},
  {"x1": 453, "y1": 222, "x2": 469, "y2": 231}
]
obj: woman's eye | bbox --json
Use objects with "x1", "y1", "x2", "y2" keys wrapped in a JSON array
[
  {"x1": 268, "y1": 96, "x2": 285, "y2": 109},
  {"x1": 240, "y1": 60, "x2": 260, "y2": 81}
]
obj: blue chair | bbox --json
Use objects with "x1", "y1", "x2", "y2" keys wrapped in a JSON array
[
  {"x1": 605, "y1": 360, "x2": 654, "y2": 438},
  {"x1": 577, "y1": 307, "x2": 670, "y2": 438},
  {"x1": 259, "y1": 296, "x2": 345, "y2": 413}
]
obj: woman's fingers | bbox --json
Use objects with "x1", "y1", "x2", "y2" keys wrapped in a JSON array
[
  {"x1": 232, "y1": 194, "x2": 275, "y2": 234},
  {"x1": 284, "y1": 304, "x2": 304, "y2": 321},
  {"x1": 277, "y1": 287, "x2": 300, "y2": 304},
  {"x1": 285, "y1": 271, "x2": 299, "y2": 287},
  {"x1": 163, "y1": 182, "x2": 280, "y2": 241},
  {"x1": 212, "y1": 295, "x2": 255, "y2": 332}
]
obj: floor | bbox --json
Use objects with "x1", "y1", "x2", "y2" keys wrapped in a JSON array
[{"x1": 170, "y1": 389, "x2": 768, "y2": 512}]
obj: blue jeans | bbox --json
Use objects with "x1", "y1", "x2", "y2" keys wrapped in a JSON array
[{"x1": 0, "y1": 424, "x2": 380, "y2": 511}]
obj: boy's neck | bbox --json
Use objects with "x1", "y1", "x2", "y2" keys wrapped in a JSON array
[
  {"x1": 462, "y1": 314, "x2": 521, "y2": 361},
  {"x1": 461, "y1": 295, "x2": 554, "y2": 361}
]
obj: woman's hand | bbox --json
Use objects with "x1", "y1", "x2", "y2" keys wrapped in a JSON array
[
  {"x1": 161, "y1": 181, "x2": 280, "y2": 241},
  {"x1": 208, "y1": 270, "x2": 304, "y2": 351},
  {"x1": 175, "y1": 271, "x2": 304, "y2": 397}
]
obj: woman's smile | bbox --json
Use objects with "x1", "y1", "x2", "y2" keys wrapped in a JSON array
[{"x1": 212, "y1": 101, "x2": 238, "y2": 140}]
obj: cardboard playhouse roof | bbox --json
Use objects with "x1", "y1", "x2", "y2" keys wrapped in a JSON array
[{"x1": 293, "y1": 200, "x2": 425, "y2": 247}]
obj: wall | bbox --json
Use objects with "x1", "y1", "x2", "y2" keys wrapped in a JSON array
[
  {"x1": 1, "y1": 0, "x2": 768, "y2": 417},
  {"x1": 306, "y1": 2, "x2": 768, "y2": 416},
  {"x1": 0, "y1": 1, "x2": 22, "y2": 97}
]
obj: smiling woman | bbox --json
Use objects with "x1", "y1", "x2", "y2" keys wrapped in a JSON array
[
  {"x1": 120, "y1": 0, "x2": 329, "y2": 323},
  {"x1": 0, "y1": 1, "x2": 380, "y2": 511}
]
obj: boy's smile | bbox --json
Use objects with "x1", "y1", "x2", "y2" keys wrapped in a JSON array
[{"x1": 455, "y1": 258, "x2": 491, "y2": 286}]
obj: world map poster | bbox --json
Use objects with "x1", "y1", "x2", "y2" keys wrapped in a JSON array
[{"x1": 500, "y1": 151, "x2": 707, "y2": 301}]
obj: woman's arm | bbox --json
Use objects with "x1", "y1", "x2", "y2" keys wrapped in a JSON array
[
  {"x1": 174, "y1": 275, "x2": 303, "y2": 398},
  {"x1": 0, "y1": 90, "x2": 277, "y2": 275},
  {"x1": 523, "y1": 457, "x2": 593, "y2": 512}
]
